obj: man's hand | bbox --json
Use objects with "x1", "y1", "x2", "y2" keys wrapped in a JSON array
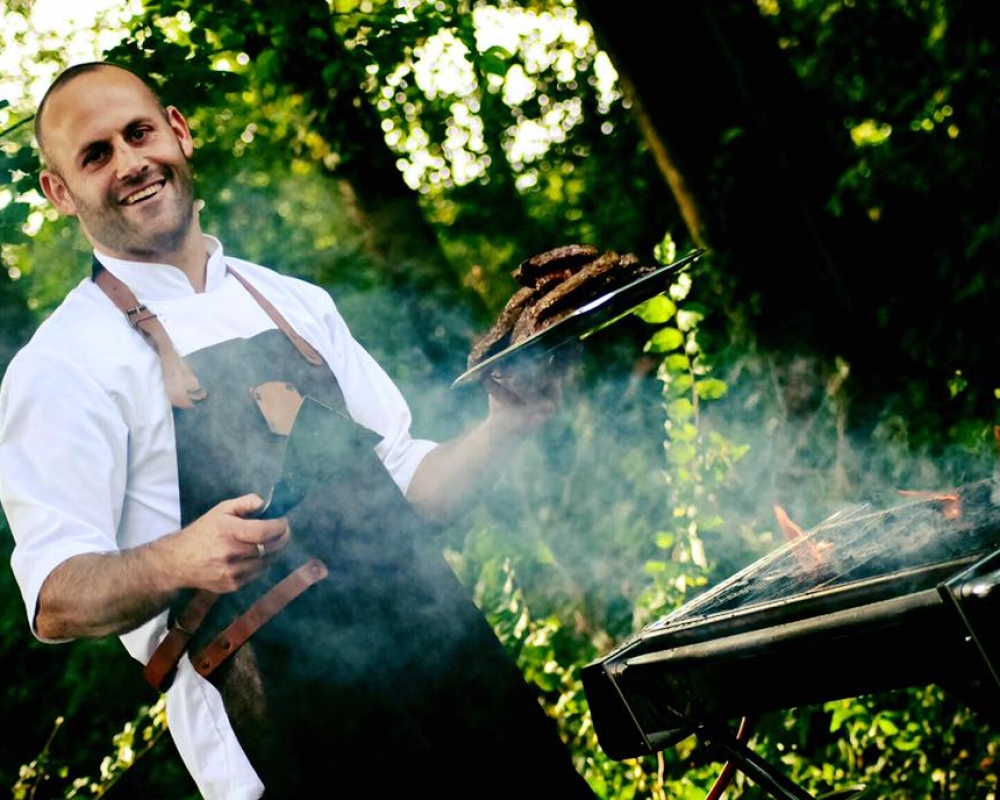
[
  {"x1": 170, "y1": 493, "x2": 292, "y2": 594},
  {"x1": 481, "y1": 355, "x2": 566, "y2": 438},
  {"x1": 406, "y1": 355, "x2": 571, "y2": 525}
]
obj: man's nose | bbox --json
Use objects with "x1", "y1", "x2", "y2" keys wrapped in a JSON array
[{"x1": 113, "y1": 143, "x2": 147, "y2": 180}]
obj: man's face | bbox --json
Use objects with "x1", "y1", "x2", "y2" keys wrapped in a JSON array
[{"x1": 38, "y1": 67, "x2": 197, "y2": 261}]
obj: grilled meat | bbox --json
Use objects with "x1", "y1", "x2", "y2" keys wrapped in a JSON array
[
  {"x1": 511, "y1": 243, "x2": 600, "y2": 288},
  {"x1": 467, "y1": 244, "x2": 658, "y2": 370}
]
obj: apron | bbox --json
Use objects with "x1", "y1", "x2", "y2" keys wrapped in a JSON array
[{"x1": 101, "y1": 265, "x2": 595, "y2": 799}]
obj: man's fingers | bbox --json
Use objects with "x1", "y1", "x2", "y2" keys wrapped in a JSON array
[
  {"x1": 233, "y1": 517, "x2": 292, "y2": 556},
  {"x1": 482, "y1": 373, "x2": 526, "y2": 406},
  {"x1": 263, "y1": 522, "x2": 293, "y2": 552},
  {"x1": 215, "y1": 492, "x2": 268, "y2": 517},
  {"x1": 201, "y1": 496, "x2": 292, "y2": 564}
]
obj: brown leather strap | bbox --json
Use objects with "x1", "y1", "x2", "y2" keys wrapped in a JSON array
[
  {"x1": 227, "y1": 268, "x2": 325, "y2": 366},
  {"x1": 94, "y1": 268, "x2": 207, "y2": 409},
  {"x1": 191, "y1": 558, "x2": 329, "y2": 679},
  {"x1": 143, "y1": 589, "x2": 220, "y2": 691},
  {"x1": 94, "y1": 264, "x2": 324, "y2": 410}
]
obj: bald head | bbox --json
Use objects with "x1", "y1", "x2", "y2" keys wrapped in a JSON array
[{"x1": 35, "y1": 62, "x2": 165, "y2": 170}]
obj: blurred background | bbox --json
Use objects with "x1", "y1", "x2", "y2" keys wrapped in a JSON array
[{"x1": 1, "y1": 1, "x2": 998, "y2": 797}]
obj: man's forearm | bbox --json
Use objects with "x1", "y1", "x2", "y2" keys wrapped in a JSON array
[
  {"x1": 33, "y1": 495, "x2": 292, "y2": 642},
  {"x1": 34, "y1": 538, "x2": 180, "y2": 641},
  {"x1": 407, "y1": 375, "x2": 560, "y2": 524},
  {"x1": 407, "y1": 419, "x2": 513, "y2": 524}
]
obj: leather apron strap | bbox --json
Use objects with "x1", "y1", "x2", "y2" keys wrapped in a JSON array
[
  {"x1": 93, "y1": 268, "x2": 207, "y2": 409},
  {"x1": 190, "y1": 558, "x2": 328, "y2": 679},
  {"x1": 92, "y1": 260, "x2": 325, "y2": 408}
]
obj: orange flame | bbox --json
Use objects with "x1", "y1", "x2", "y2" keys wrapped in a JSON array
[
  {"x1": 774, "y1": 505, "x2": 832, "y2": 569},
  {"x1": 895, "y1": 490, "x2": 962, "y2": 520}
]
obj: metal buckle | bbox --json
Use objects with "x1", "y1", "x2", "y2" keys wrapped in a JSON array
[{"x1": 125, "y1": 304, "x2": 154, "y2": 327}]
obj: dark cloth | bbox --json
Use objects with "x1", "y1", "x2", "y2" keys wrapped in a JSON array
[{"x1": 171, "y1": 329, "x2": 595, "y2": 799}]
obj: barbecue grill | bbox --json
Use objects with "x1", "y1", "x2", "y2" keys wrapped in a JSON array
[{"x1": 582, "y1": 477, "x2": 1000, "y2": 799}]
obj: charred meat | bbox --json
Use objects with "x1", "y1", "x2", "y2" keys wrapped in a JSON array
[{"x1": 467, "y1": 245, "x2": 658, "y2": 369}]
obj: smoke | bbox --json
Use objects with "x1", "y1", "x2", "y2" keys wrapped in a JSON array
[{"x1": 376, "y1": 267, "x2": 1000, "y2": 654}]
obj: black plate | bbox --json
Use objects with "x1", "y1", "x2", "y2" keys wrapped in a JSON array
[{"x1": 452, "y1": 248, "x2": 706, "y2": 388}]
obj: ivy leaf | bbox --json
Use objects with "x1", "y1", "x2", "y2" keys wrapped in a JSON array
[
  {"x1": 695, "y1": 378, "x2": 727, "y2": 400},
  {"x1": 634, "y1": 294, "x2": 676, "y2": 324},
  {"x1": 665, "y1": 397, "x2": 694, "y2": 421},
  {"x1": 662, "y1": 353, "x2": 690, "y2": 372},
  {"x1": 666, "y1": 441, "x2": 697, "y2": 466},
  {"x1": 645, "y1": 326, "x2": 683, "y2": 353}
]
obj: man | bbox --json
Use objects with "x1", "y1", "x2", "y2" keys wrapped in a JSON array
[{"x1": 0, "y1": 62, "x2": 596, "y2": 799}]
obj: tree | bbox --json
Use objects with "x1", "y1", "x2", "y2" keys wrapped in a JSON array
[{"x1": 576, "y1": 0, "x2": 1000, "y2": 434}]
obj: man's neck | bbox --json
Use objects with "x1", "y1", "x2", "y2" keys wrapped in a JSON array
[
  {"x1": 177, "y1": 246, "x2": 209, "y2": 292},
  {"x1": 150, "y1": 227, "x2": 210, "y2": 291},
  {"x1": 94, "y1": 231, "x2": 211, "y2": 292}
]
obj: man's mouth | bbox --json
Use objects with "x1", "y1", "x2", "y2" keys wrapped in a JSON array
[{"x1": 121, "y1": 180, "x2": 166, "y2": 206}]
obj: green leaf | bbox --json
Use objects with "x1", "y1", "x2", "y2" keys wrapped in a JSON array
[
  {"x1": 699, "y1": 514, "x2": 725, "y2": 531},
  {"x1": 654, "y1": 532, "x2": 675, "y2": 549},
  {"x1": 634, "y1": 294, "x2": 676, "y2": 323},
  {"x1": 646, "y1": 326, "x2": 684, "y2": 353},
  {"x1": 665, "y1": 397, "x2": 695, "y2": 421},
  {"x1": 480, "y1": 46, "x2": 513, "y2": 76},
  {"x1": 666, "y1": 441, "x2": 697, "y2": 466},
  {"x1": 662, "y1": 353, "x2": 690, "y2": 373},
  {"x1": 694, "y1": 377, "x2": 727, "y2": 400},
  {"x1": 876, "y1": 716, "x2": 899, "y2": 735},
  {"x1": 670, "y1": 421, "x2": 698, "y2": 442}
]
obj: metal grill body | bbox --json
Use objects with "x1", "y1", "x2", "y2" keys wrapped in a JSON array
[{"x1": 582, "y1": 479, "x2": 1000, "y2": 797}]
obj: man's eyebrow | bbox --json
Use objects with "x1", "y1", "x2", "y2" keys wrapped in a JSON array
[{"x1": 124, "y1": 115, "x2": 156, "y2": 130}]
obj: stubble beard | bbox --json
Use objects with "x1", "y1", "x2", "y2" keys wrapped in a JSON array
[{"x1": 77, "y1": 161, "x2": 197, "y2": 261}]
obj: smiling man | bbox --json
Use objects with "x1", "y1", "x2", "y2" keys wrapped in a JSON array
[
  {"x1": 0, "y1": 62, "x2": 595, "y2": 800},
  {"x1": 37, "y1": 66, "x2": 202, "y2": 284}
]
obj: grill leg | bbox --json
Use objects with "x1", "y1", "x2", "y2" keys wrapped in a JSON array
[{"x1": 699, "y1": 724, "x2": 817, "y2": 800}]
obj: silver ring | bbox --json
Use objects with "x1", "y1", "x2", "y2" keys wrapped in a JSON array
[{"x1": 256, "y1": 541, "x2": 266, "y2": 559}]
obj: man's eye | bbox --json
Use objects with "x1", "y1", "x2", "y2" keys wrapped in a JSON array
[
  {"x1": 83, "y1": 148, "x2": 107, "y2": 166},
  {"x1": 129, "y1": 127, "x2": 150, "y2": 142}
]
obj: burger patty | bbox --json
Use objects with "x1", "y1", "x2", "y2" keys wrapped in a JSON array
[
  {"x1": 465, "y1": 270, "x2": 569, "y2": 368},
  {"x1": 511, "y1": 243, "x2": 600, "y2": 288},
  {"x1": 466, "y1": 245, "x2": 658, "y2": 369}
]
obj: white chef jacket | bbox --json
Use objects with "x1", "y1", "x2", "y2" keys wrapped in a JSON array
[{"x1": 0, "y1": 236, "x2": 439, "y2": 799}]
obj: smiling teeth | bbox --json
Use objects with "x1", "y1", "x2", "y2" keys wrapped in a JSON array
[{"x1": 124, "y1": 184, "x2": 161, "y2": 205}]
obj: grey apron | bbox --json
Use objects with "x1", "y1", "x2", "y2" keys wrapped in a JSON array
[{"x1": 100, "y1": 264, "x2": 595, "y2": 798}]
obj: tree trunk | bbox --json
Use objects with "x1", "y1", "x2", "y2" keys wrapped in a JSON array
[{"x1": 576, "y1": 0, "x2": 860, "y2": 349}]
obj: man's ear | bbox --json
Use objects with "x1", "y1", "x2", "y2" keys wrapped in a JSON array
[
  {"x1": 39, "y1": 170, "x2": 77, "y2": 216},
  {"x1": 166, "y1": 106, "x2": 194, "y2": 159}
]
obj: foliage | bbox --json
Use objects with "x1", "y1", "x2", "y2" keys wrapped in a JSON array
[
  {"x1": 2, "y1": 0, "x2": 1000, "y2": 798},
  {"x1": 632, "y1": 236, "x2": 749, "y2": 627},
  {"x1": 476, "y1": 546, "x2": 727, "y2": 799},
  {"x1": 12, "y1": 699, "x2": 170, "y2": 800},
  {"x1": 723, "y1": 687, "x2": 1000, "y2": 799},
  {"x1": 741, "y1": 0, "x2": 1000, "y2": 431}
]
